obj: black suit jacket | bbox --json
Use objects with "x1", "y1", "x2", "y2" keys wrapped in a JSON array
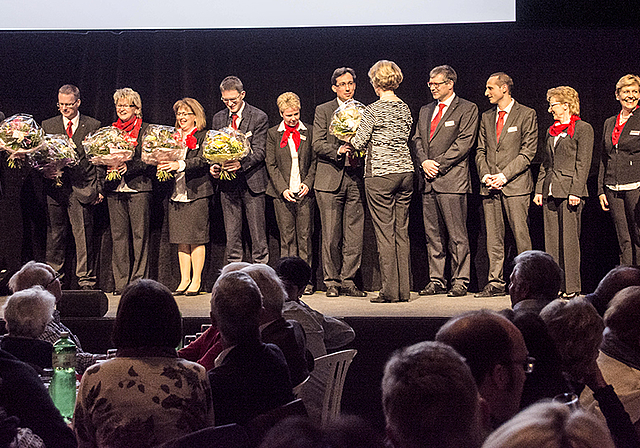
[
  {"x1": 265, "y1": 122, "x2": 316, "y2": 198},
  {"x1": 598, "y1": 111, "x2": 640, "y2": 196},
  {"x1": 211, "y1": 103, "x2": 269, "y2": 194},
  {"x1": 413, "y1": 95, "x2": 479, "y2": 194},
  {"x1": 476, "y1": 101, "x2": 538, "y2": 197},
  {"x1": 41, "y1": 114, "x2": 101, "y2": 203},
  {"x1": 261, "y1": 317, "x2": 314, "y2": 386},
  {"x1": 173, "y1": 129, "x2": 214, "y2": 200}
]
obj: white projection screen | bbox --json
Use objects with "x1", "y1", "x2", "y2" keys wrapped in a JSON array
[{"x1": 1, "y1": 0, "x2": 515, "y2": 30}]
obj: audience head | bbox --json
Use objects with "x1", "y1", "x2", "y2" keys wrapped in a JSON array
[
  {"x1": 382, "y1": 341, "x2": 483, "y2": 448},
  {"x1": 8, "y1": 261, "x2": 62, "y2": 302},
  {"x1": 211, "y1": 271, "x2": 263, "y2": 346},
  {"x1": 220, "y1": 261, "x2": 251, "y2": 277},
  {"x1": 586, "y1": 265, "x2": 640, "y2": 316},
  {"x1": 368, "y1": 60, "x2": 403, "y2": 92},
  {"x1": 112, "y1": 279, "x2": 181, "y2": 350},
  {"x1": 604, "y1": 285, "x2": 640, "y2": 348},
  {"x1": 241, "y1": 264, "x2": 287, "y2": 317},
  {"x1": 113, "y1": 87, "x2": 142, "y2": 119},
  {"x1": 481, "y1": 401, "x2": 614, "y2": 448},
  {"x1": 3, "y1": 286, "x2": 55, "y2": 339},
  {"x1": 539, "y1": 298, "x2": 603, "y2": 381},
  {"x1": 274, "y1": 256, "x2": 312, "y2": 301},
  {"x1": 173, "y1": 97, "x2": 206, "y2": 131},
  {"x1": 509, "y1": 250, "x2": 562, "y2": 306}
]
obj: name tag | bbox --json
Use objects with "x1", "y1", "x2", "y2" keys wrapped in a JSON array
[
  {"x1": 245, "y1": 131, "x2": 253, "y2": 138},
  {"x1": 300, "y1": 135, "x2": 307, "y2": 141},
  {"x1": 507, "y1": 126, "x2": 518, "y2": 133},
  {"x1": 630, "y1": 130, "x2": 640, "y2": 136},
  {"x1": 444, "y1": 120, "x2": 455, "y2": 127}
]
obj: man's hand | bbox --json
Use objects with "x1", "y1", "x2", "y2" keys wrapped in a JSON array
[
  {"x1": 210, "y1": 164, "x2": 221, "y2": 179},
  {"x1": 422, "y1": 159, "x2": 440, "y2": 179},
  {"x1": 157, "y1": 161, "x2": 180, "y2": 172},
  {"x1": 568, "y1": 194, "x2": 581, "y2": 207},
  {"x1": 337, "y1": 143, "x2": 353, "y2": 156},
  {"x1": 222, "y1": 160, "x2": 241, "y2": 172},
  {"x1": 533, "y1": 194, "x2": 543, "y2": 206},
  {"x1": 599, "y1": 194, "x2": 609, "y2": 211}
]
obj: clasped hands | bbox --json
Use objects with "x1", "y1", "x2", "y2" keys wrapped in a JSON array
[
  {"x1": 283, "y1": 184, "x2": 309, "y2": 202},
  {"x1": 482, "y1": 173, "x2": 508, "y2": 190}
]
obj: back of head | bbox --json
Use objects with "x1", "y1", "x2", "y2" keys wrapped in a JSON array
[
  {"x1": 3, "y1": 286, "x2": 55, "y2": 338},
  {"x1": 481, "y1": 401, "x2": 614, "y2": 448},
  {"x1": 8, "y1": 261, "x2": 55, "y2": 293},
  {"x1": 589, "y1": 266, "x2": 640, "y2": 316},
  {"x1": 274, "y1": 257, "x2": 312, "y2": 291},
  {"x1": 112, "y1": 279, "x2": 181, "y2": 349},
  {"x1": 382, "y1": 341, "x2": 481, "y2": 448},
  {"x1": 511, "y1": 250, "x2": 562, "y2": 302},
  {"x1": 220, "y1": 261, "x2": 251, "y2": 276},
  {"x1": 241, "y1": 264, "x2": 286, "y2": 315},
  {"x1": 604, "y1": 285, "x2": 640, "y2": 346}
]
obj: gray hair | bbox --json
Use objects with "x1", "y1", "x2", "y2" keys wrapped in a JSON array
[
  {"x1": 513, "y1": 250, "x2": 562, "y2": 300},
  {"x1": 113, "y1": 87, "x2": 142, "y2": 118},
  {"x1": 58, "y1": 84, "x2": 80, "y2": 100},
  {"x1": 241, "y1": 264, "x2": 286, "y2": 315},
  {"x1": 430, "y1": 65, "x2": 457, "y2": 85},
  {"x1": 3, "y1": 286, "x2": 55, "y2": 338},
  {"x1": 8, "y1": 261, "x2": 56, "y2": 292}
]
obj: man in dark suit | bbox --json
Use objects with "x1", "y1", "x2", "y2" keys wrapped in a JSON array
[
  {"x1": 414, "y1": 65, "x2": 479, "y2": 297},
  {"x1": 475, "y1": 73, "x2": 538, "y2": 297},
  {"x1": 312, "y1": 67, "x2": 366, "y2": 298},
  {"x1": 41, "y1": 84, "x2": 101, "y2": 290},
  {"x1": 210, "y1": 76, "x2": 269, "y2": 264}
]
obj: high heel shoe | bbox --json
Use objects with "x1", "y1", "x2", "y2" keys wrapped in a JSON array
[
  {"x1": 185, "y1": 285, "x2": 202, "y2": 296},
  {"x1": 173, "y1": 284, "x2": 190, "y2": 296}
]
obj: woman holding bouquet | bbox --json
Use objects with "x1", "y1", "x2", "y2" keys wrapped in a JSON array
[
  {"x1": 157, "y1": 98, "x2": 212, "y2": 296},
  {"x1": 104, "y1": 88, "x2": 152, "y2": 295},
  {"x1": 350, "y1": 60, "x2": 414, "y2": 303}
]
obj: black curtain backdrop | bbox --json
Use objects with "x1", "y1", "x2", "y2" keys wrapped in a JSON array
[{"x1": 0, "y1": 14, "x2": 636, "y2": 293}]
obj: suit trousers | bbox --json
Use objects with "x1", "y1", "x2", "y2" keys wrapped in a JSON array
[
  {"x1": 107, "y1": 191, "x2": 151, "y2": 291},
  {"x1": 482, "y1": 193, "x2": 532, "y2": 286},
  {"x1": 543, "y1": 196, "x2": 583, "y2": 294},
  {"x1": 605, "y1": 187, "x2": 640, "y2": 265},
  {"x1": 273, "y1": 194, "x2": 314, "y2": 266},
  {"x1": 220, "y1": 188, "x2": 269, "y2": 264},
  {"x1": 315, "y1": 171, "x2": 365, "y2": 289},
  {"x1": 365, "y1": 173, "x2": 413, "y2": 301},
  {"x1": 422, "y1": 191, "x2": 470, "y2": 287},
  {"x1": 46, "y1": 191, "x2": 96, "y2": 287}
]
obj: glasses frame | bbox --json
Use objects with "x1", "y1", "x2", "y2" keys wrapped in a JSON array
[
  {"x1": 57, "y1": 100, "x2": 79, "y2": 108},
  {"x1": 46, "y1": 271, "x2": 62, "y2": 287},
  {"x1": 428, "y1": 80, "x2": 448, "y2": 89}
]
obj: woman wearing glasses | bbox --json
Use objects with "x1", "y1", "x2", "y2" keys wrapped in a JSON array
[
  {"x1": 534, "y1": 86, "x2": 593, "y2": 298},
  {"x1": 157, "y1": 98, "x2": 212, "y2": 296},
  {"x1": 104, "y1": 87, "x2": 152, "y2": 295}
]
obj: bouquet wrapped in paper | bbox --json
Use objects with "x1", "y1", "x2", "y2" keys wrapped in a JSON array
[
  {"x1": 202, "y1": 127, "x2": 251, "y2": 180},
  {"x1": 83, "y1": 126, "x2": 136, "y2": 181},
  {"x1": 30, "y1": 134, "x2": 79, "y2": 187},
  {"x1": 0, "y1": 114, "x2": 46, "y2": 168},
  {"x1": 141, "y1": 125, "x2": 186, "y2": 181},
  {"x1": 329, "y1": 99, "x2": 366, "y2": 158}
]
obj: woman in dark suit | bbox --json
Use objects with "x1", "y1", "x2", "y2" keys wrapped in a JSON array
[
  {"x1": 157, "y1": 98, "x2": 213, "y2": 296},
  {"x1": 105, "y1": 87, "x2": 153, "y2": 295},
  {"x1": 534, "y1": 86, "x2": 593, "y2": 298},
  {"x1": 266, "y1": 93, "x2": 316, "y2": 294},
  {"x1": 598, "y1": 74, "x2": 640, "y2": 266}
]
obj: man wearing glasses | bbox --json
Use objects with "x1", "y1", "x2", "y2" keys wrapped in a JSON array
[
  {"x1": 312, "y1": 67, "x2": 367, "y2": 298},
  {"x1": 41, "y1": 84, "x2": 101, "y2": 290},
  {"x1": 210, "y1": 76, "x2": 269, "y2": 264},
  {"x1": 414, "y1": 65, "x2": 478, "y2": 298}
]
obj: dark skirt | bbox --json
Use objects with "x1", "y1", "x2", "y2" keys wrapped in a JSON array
[{"x1": 168, "y1": 197, "x2": 210, "y2": 245}]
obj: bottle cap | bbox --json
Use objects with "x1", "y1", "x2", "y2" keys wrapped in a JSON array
[{"x1": 60, "y1": 331, "x2": 69, "y2": 338}]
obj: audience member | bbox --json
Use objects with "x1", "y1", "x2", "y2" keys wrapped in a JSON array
[
  {"x1": 435, "y1": 310, "x2": 529, "y2": 429},
  {"x1": 208, "y1": 271, "x2": 294, "y2": 425},
  {"x1": 381, "y1": 341, "x2": 485, "y2": 448},
  {"x1": 8, "y1": 261, "x2": 105, "y2": 373},
  {"x1": 73, "y1": 279, "x2": 213, "y2": 447},
  {"x1": 585, "y1": 266, "x2": 640, "y2": 316},
  {"x1": 508, "y1": 250, "x2": 563, "y2": 315}
]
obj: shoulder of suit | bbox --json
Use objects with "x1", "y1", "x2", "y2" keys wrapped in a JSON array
[
  {"x1": 268, "y1": 123, "x2": 280, "y2": 134},
  {"x1": 575, "y1": 119, "x2": 593, "y2": 132},
  {"x1": 244, "y1": 103, "x2": 268, "y2": 120},
  {"x1": 317, "y1": 99, "x2": 338, "y2": 112},
  {"x1": 456, "y1": 97, "x2": 478, "y2": 109}
]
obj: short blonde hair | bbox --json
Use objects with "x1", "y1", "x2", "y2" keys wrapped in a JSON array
[
  {"x1": 173, "y1": 98, "x2": 207, "y2": 131},
  {"x1": 3, "y1": 286, "x2": 56, "y2": 338},
  {"x1": 546, "y1": 86, "x2": 580, "y2": 116},
  {"x1": 369, "y1": 60, "x2": 403, "y2": 91},
  {"x1": 276, "y1": 92, "x2": 301, "y2": 113},
  {"x1": 113, "y1": 87, "x2": 142, "y2": 118},
  {"x1": 616, "y1": 74, "x2": 640, "y2": 94}
]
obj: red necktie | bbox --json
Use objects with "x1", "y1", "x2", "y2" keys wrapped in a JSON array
[
  {"x1": 231, "y1": 114, "x2": 238, "y2": 131},
  {"x1": 496, "y1": 110, "x2": 507, "y2": 142},
  {"x1": 66, "y1": 121, "x2": 73, "y2": 138},
  {"x1": 430, "y1": 103, "x2": 446, "y2": 140}
]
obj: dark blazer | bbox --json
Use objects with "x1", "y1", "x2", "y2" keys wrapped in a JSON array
[
  {"x1": 265, "y1": 122, "x2": 316, "y2": 198},
  {"x1": 413, "y1": 95, "x2": 479, "y2": 194},
  {"x1": 41, "y1": 114, "x2": 101, "y2": 203},
  {"x1": 208, "y1": 341, "x2": 294, "y2": 426},
  {"x1": 173, "y1": 129, "x2": 214, "y2": 200},
  {"x1": 476, "y1": 101, "x2": 538, "y2": 197},
  {"x1": 598, "y1": 111, "x2": 640, "y2": 196},
  {"x1": 535, "y1": 120, "x2": 594, "y2": 199},
  {"x1": 261, "y1": 317, "x2": 314, "y2": 386},
  {"x1": 211, "y1": 103, "x2": 269, "y2": 194},
  {"x1": 0, "y1": 336, "x2": 53, "y2": 370}
]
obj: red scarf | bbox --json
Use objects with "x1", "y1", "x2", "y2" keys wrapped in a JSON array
[
  {"x1": 113, "y1": 116, "x2": 142, "y2": 141},
  {"x1": 280, "y1": 123, "x2": 301, "y2": 151},
  {"x1": 612, "y1": 107, "x2": 638, "y2": 146},
  {"x1": 183, "y1": 128, "x2": 198, "y2": 149},
  {"x1": 549, "y1": 115, "x2": 580, "y2": 138}
]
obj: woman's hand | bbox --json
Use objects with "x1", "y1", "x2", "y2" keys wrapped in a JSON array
[
  {"x1": 157, "y1": 161, "x2": 180, "y2": 172},
  {"x1": 599, "y1": 194, "x2": 609, "y2": 211},
  {"x1": 568, "y1": 194, "x2": 581, "y2": 206},
  {"x1": 222, "y1": 160, "x2": 241, "y2": 172},
  {"x1": 210, "y1": 164, "x2": 221, "y2": 179},
  {"x1": 533, "y1": 194, "x2": 543, "y2": 206}
]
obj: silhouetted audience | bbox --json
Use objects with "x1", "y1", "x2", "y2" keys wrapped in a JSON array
[
  {"x1": 507, "y1": 250, "x2": 563, "y2": 316},
  {"x1": 585, "y1": 266, "x2": 640, "y2": 316}
]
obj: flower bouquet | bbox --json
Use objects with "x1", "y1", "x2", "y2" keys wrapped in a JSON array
[
  {"x1": 141, "y1": 125, "x2": 186, "y2": 181},
  {"x1": 30, "y1": 134, "x2": 78, "y2": 187},
  {"x1": 329, "y1": 100, "x2": 366, "y2": 158},
  {"x1": 202, "y1": 127, "x2": 250, "y2": 180},
  {"x1": 0, "y1": 114, "x2": 46, "y2": 168},
  {"x1": 83, "y1": 126, "x2": 136, "y2": 181}
]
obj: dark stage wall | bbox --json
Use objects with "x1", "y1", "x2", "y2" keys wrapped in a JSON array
[{"x1": 0, "y1": 19, "x2": 635, "y2": 293}]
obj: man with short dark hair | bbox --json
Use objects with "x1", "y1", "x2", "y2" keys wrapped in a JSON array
[
  {"x1": 508, "y1": 250, "x2": 563, "y2": 314},
  {"x1": 584, "y1": 265, "x2": 640, "y2": 316}
]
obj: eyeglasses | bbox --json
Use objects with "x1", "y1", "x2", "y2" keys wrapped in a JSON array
[
  {"x1": 46, "y1": 271, "x2": 62, "y2": 287},
  {"x1": 548, "y1": 102, "x2": 562, "y2": 111},
  {"x1": 116, "y1": 104, "x2": 136, "y2": 109},
  {"x1": 57, "y1": 100, "x2": 78, "y2": 108},
  {"x1": 519, "y1": 356, "x2": 536, "y2": 374},
  {"x1": 428, "y1": 81, "x2": 448, "y2": 88},
  {"x1": 176, "y1": 112, "x2": 195, "y2": 117},
  {"x1": 335, "y1": 81, "x2": 355, "y2": 88},
  {"x1": 221, "y1": 94, "x2": 242, "y2": 104}
]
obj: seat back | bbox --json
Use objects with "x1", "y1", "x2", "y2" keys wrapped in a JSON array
[
  {"x1": 244, "y1": 398, "x2": 308, "y2": 446},
  {"x1": 155, "y1": 423, "x2": 250, "y2": 448}
]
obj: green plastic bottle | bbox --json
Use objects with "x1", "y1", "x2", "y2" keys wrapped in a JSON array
[{"x1": 49, "y1": 331, "x2": 77, "y2": 420}]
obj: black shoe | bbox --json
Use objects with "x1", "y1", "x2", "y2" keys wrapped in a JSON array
[
  {"x1": 340, "y1": 285, "x2": 367, "y2": 297},
  {"x1": 370, "y1": 293, "x2": 399, "y2": 303},
  {"x1": 474, "y1": 283, "x2": 506, "y2": 298},
  {"x1": 173, "y1": 286, "x2": 189, "y2": 296},
  {"x1": 185, "y1": 286, "x2": 202, "y2": 296},
  {"x1": 326, "y1": 286, "x2": 339, "y2": 297},
  {"x1": 303, "y1": 284, "x2": 314, "y2": 295},
  {"x1": 419, "y1": 282, "x2": 447, "y2": 296},
  {"x1": 448, "y1": 284, "x2": 468, "y2": 297}
]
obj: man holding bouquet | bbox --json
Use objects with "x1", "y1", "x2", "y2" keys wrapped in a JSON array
[
  {"x1": 312, "y1": 67, "x2": 367, "y2": 298},
  {"x1": 42, "y1": 84, "x2": 101, "y2": 290}
]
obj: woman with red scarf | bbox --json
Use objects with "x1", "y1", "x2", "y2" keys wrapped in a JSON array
[
  {"x1": 598, "y1": 74, "x2": 640, "y2": 266},
  {"x1": 157, "y1": 98, "x2": 212, "y2": 296},
  {"x1": 106, "y1": 88, "x2": 152, "y2": 295},
  {"x1": 534, "y1": 86, "x2": 594, "y2": 298},
  {"x1": 265, "y1": 92, "x2": 316, "y2": 294}
]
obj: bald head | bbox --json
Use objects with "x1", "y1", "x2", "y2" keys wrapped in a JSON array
[
  {"x1": 588, "y1": 266, "x2": 640, "y2": 316},
  {"x1": 8, "y1": 261, "x2": 61, "y2": 302}
]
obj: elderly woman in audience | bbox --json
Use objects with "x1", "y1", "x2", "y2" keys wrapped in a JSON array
[
  {"x1": 73, "y1": 279, "x2": 213, "y2": 447},
  {"x1": 1, "y1": 286, "x2": 55, "y2": 371}
]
